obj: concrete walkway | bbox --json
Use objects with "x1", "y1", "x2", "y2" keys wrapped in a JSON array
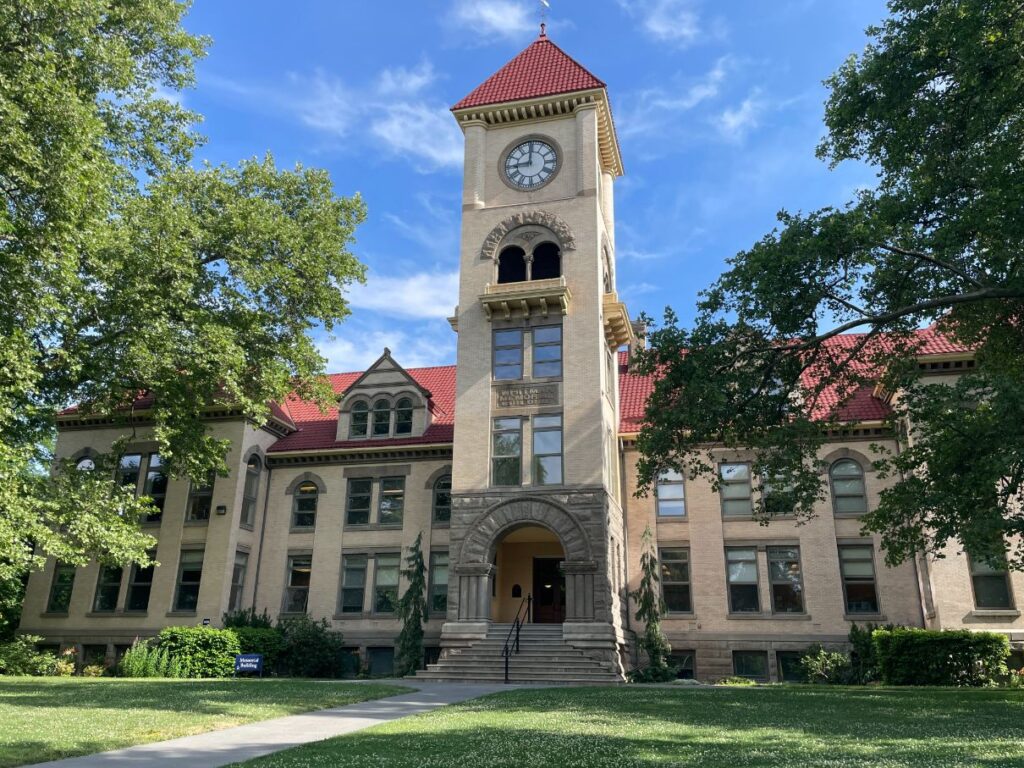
[{"x1": 27, "y1": 681, "x2": 516, "y2": 768}]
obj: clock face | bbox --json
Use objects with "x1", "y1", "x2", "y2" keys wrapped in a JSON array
[{"x1": 504, "y1": 139, "x2": 558, "y2": 190}]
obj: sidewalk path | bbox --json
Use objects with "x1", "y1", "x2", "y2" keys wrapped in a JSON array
[{"x1": 27, "y1": 681, "x2": 516, "y2": 768}]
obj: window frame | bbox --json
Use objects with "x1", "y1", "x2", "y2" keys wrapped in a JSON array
[
  {"x1": 493, "y1": 329, "x2": 524, "y2": 381},
  {"x1": 282, "y1": 554, "x2": 313, "y2": 614},
  {"x1": 92, "y1": 564, "x2": 123, "y2": 613},
  {"x1": 117, "y1": 453, "x2": 142, "y2": 491},
  {"x1": 659, "y1": 547, "x2": 692, "y2": 614},
  {"x1": 394, "y1": 397, "x2": 414, "y2": 435},
  {"x1": 371, "y1": 398, "x2": 392, "y2": 437},
  {"x1": 968, "y1": 555, "x2": 1015, "y2": 610},
  {"x1": 142, "y1": 452, "x2": 167, "y2": 523},
  {"x1": 726, "y1": 546, "x2": 760, "y2": 613},
  {"x1": 125, "y1": 554, "x2": 155, "y2": 613},
  {"x1": 240, "y1": 456, "x2": 261, "y2": 527},
  {"x1": 345, "y1": 478, "x2": 372, "y2": 526},
  {"x1": 378, "y1": 477, "x2": 405, "y2": 526},
  {"x1": 185, "y1": 470, "x2": 216, "y2": 522},
  {"x1": 719, "y1": 462, "x2": 753, "y2": 517},
  {"x1": 531, "y1": 325, "x2": 562, "y2": 378},
  {"x1": 349, "y1": 400, "x2": 370, "y2": 438},
  {"x1": 838, "y1": 544, "x2": 880, "y2": 615},
  {"x1": 492, "y1": 417, "x2": 523, "y2": 487},
  {"x1": 373, "y1": 553, "x2": 401, "y2": 614},
  {"x1": 432, "y1": 475, "x2": 452, "y2": 524},
  {"x1": 229, "y1": 550, "x2": 248, "y2": 612},
  {"x1": 429, "y1": 551, "x2": 449, "y2": 616},
  {"x1": 173, "y1": 550, "x2": 204, "y2": 613},
  {"x1": 291, "y1": 481, "x2": 319, "y2": 529},
  {"x1": 532, "y1": 413, "x2": 563, "y2": 486},
  {"x1": 829, "y1": 459, "x2": 868, "y2": 516},
  {"x1": 46, "y1": 563, "x2": 76, "y2": 614},
  {"x1": 732, "y1": 650, "x2": 769, "y2": 681},
  {"x1": 656, "y1": 468, "x2": 686, "y2": 517},
  {"x1": 767, "y1": 546, "x2": 804, "y2": 614},
  {"x1": 340, "y1": 554, "x2": 368, "y2": 614}
]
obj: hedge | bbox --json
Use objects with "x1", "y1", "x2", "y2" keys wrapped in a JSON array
[
  {"x1": 156, "y1": 626, "x2": 240, "y2": 678},
  {"x1": 873, "y1": 628, "x2": 1009, "y2": 686},
  {"x1": 233, "y1": 627, "x2": 285, "y2": 672}
]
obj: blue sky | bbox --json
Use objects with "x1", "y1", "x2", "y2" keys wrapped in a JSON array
[{"x1": 180, "y1": 0, "x2": 889, "y2": 372}]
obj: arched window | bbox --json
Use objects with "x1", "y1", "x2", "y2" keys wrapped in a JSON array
[
  {"x1": 372, "y1": 398, "x2": 391, "y2": 437},
  {"x1": 432, "y1": 474, "x2": 452, "y2": 523},
  {"x1": 240, "y1": 456, "x2": 261, "y2": 526},
  {"x1": 395, "y1": 398, "x2": 413, "y2": 435},
  {"x1": 350, "y1": 400, "x2": 369, "y2": 438},
  {"x1": 531, "y1": 241, "x2": 561, "y2": 280},
  {"x1": 292, "y1": 481, "x2": 318, "y2": 528},
  {"x1": 497, "y1": 245, "x2": 527, "y2": 284},
  {"x1": 830, "y1": 459, "x2": 867, "y2": 515},
  {"x1": 75, "y1": 456, "x2": 96, "y2": 471}
]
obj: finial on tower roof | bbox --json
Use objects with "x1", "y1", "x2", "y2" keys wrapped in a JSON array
[{"x1": 539, "y1": 22, "x2": 547, "y2": 38}]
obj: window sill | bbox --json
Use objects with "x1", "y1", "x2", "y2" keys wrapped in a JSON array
[
  {"x1": 663, "y1": 612, "x2": 696, "y2": 619},
  {"x1": 431, "y1": 521, "x2": 451, "y2": 529},
  {"x1": 343, "y1": 524, "x2": 404, "y2": 532},
  {"x1": 727, "y1": 613, "x2": 812, "y2": 621},
  {"x1": 40, "y1": 612, "x2": 69, "y2": 618},
  {"x1": 239, "y1": 523, "x2": 255, "y2": 532},
  {"x1": 833, "y1": 513, "x2": 866, "y2": 519},
  {"x1": 279, "y1": 611, "x2": 306, "y2": 618},
  {"x1": 184, "y1": 519, "x2": 210, "y2": 527},
  {"x1": 333, "y1": 612, "x2": 370, "y2": 619},
  {"x1": 969, "y1": 609, "x2": 1020, "y2": 619},
  {"x1": 85, "y1": 611, "x2": 120, "y2": 618},
  {"x1": 123, "y1": 610, "x2": 149, "y2": 617},
  {"x1": 289, "y1": 527, "x2": 317, "y2": 534},
  {"x1": 844, "y1": 613, "x2": 887, "y2": 622},
  {"x1": 165, "y1": 611, "x2": 197, "y2": 618},
  {"x1": 656, "y1": 516, "x2": 689, "y2": 522}
]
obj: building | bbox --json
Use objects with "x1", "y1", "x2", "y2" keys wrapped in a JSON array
[{"x1": 19, "y1": 32, "x2": 1024, "y2": 682}]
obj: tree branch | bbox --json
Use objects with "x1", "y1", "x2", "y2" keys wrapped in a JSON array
[{"x1": 876, "y1": 243, "x2": 985, "y2": 288}]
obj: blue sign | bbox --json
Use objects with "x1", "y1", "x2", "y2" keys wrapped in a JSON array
[{"x1": 234, "y1": 653, "x2": 263, "y2": 674}]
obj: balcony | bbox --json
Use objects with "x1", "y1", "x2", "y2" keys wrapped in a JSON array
[
  {"x1": 602, "y1": 292, "x2": 635, "y2": 348},
  {"x1": 479, "y1": 277, "x2": 571, "y2": 321}
]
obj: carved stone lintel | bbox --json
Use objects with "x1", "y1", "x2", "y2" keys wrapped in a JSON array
[{"x1": 480, "y1": 211, "x2": 577, "y2": 261}]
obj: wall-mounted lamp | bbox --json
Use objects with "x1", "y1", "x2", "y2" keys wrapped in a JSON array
[{"x1": 215, "y1": 505, "x2": 227, "y2": 516}]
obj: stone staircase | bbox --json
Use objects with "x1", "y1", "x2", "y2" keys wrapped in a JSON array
[{"x1": 415, "y1": 623, "x2": 623, "y2": 684}]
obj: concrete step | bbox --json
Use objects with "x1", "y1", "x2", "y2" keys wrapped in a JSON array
[{"x1": 415, "y1": 670, "x2": 622, "y2": 684}]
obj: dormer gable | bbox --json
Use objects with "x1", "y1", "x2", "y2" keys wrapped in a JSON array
[{"x1": 336, "y1": 348, "x2": 434, "y2": 441}]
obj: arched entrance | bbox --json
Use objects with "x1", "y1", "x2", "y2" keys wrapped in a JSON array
[{"x1": 493, "y1": 525, "x2": 565, "y2": 623}]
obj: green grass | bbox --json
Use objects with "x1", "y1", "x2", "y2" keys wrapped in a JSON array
[
  {"x1": 236, "y1": 685, "x2": 1024, "y2": 768},
  {"x1": 0, "y1": 677, "x2": 408, "y2": 767}
]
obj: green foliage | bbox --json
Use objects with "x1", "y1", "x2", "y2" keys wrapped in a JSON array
[
  {"x1": 0, "y1": 636, "x2": 59, "y2": 676},
  {"x1": 233, "y1": 627, "x2": 285, "y2": 672},
  {"x1": 0, "y1": 574, "x2": 25, "y2": 643},
  {"x1": 873, "y1": 628, "x2": 1009, "y2": 686},
  {"x1": 276, "y1": 615, "x2": 346, "y2": 678},
  {"x1": 629, "y1": 527, "x2": 674, "y2": 681},
  {"x1": 394, "y1": 532, "x2": 427, "y2": 677},
  {"x1": 156, "y1": 627, "x2": 239, "y2": 678},
  {"x1": 222, "y1": 607, "x2": 275, "y2": 629},
  {"x1": 81, "y1": 664, "x2": 106, "y2": 678},
  {"x1": 714, "y1": 676, "x2": 757, "y2": 686},
  {"x1": 847, "y1": 622, "x2": 896, "y2": 684},
  {"x1": 799, "y1": 645, "x2": 853, "y2": 685},
  {"x1": 633, "y1": 0, "x2": 1024, "y2": 570},
  {"x1": 118, "y1": 639, "x2": 184, "y2": 679}
]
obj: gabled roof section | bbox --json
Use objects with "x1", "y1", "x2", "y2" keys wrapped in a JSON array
[
  {"x1": 340, "y1": 347, "x2": 432, "y2": 401},
  {"x1": 452, "y1": 32, "x2": 605, "y2": 111}
]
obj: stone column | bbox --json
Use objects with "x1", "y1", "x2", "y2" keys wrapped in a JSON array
[
  {"x1": 461, "y1": 120, "x2": 488, "y2": 210},
  {"x1": 454, "y1": 562, "x2": 495, "y2": 621},
  {"x1": 563, "y1": 560, "x2": 598, "y2": 621}
]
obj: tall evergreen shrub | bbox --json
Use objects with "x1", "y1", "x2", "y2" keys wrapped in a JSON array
[{"x1": 394, "y1": 532, "x2": 427, "y2": 677}]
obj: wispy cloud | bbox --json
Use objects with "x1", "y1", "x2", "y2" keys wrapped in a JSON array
[
  {"x1": 716, "y1": 91, "x2": 764, "y2": 141},
  {"x1": 617, "y1": 0, "x2": 704, "y2": 46},
  {"x1": 371, "y1": 103, "x2": 463, "y2": 170},
  {"x1": 376, "y1": 60, "x2": 437, "y2": 96},
  {"x1": 449, "y1": 0, "x2": 533, "y2": 40},
  {"x1": 619, "y1": 57, "x2": 731, "y2": 138},
  {"x1": 346, "y1": 270, "x2": 459, "y2": 319},
  {"x1": 316, "y1": 325, "x2": 453, "y2": 372},
  {"x1": 296, "y1": 70, "x2": 356, "y2": 136}
]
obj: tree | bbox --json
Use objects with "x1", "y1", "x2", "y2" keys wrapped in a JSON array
[
  {"x1": 0, "y1": 1, "x2": 366, "y2": 584},
  {"x1": 394, "y1": 532, "x2": 427, "y2": 677},
  {"x1": 630, "y1": 527, "x2": 674, "y2": 682},
  {"x1": 634, "y1": 0, "x2": 1024, "y2": 570}
]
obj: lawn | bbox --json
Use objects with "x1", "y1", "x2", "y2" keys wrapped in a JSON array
[
  {"x1": 235, "y1": 685, "x2": 1024, "y2": 768},
  {"x1": 0, "y1": 677, "x2": 408, "y2": 767}
]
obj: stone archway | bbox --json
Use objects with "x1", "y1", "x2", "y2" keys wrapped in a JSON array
[{"x1": 478, "y1": 211, "x2": 577, "y2": 263}]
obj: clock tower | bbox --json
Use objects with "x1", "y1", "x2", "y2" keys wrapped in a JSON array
[{"x1": 440, "y1": 29, "x2": 635, "y2": 677}]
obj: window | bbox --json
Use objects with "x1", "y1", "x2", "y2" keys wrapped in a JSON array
[
  {"x1": 497, "y1": 245, "x2": 527, "y2": 284},
  {"x1": 839, "y1": 545, "x2": 879, "y2": 614},
  {"x1": 830, "y1": 459, "x2": 867, "y2": 514},
  {"x1": 493, "y1": 329, "x2": 523, "y2": 380},
  {"x1": 75, "y1": 456, "x2": 96, "y2": 471},
  {"x1": 350, "y1": 400, "x2": 369, "y2": 438},
  {"x1": 726, "y1": 547, "x2": 760, "y2": 613},
  {"x1": 656, "y1": 469, "x2": 686, "y2": 517},
  {"x1": 430, "y1": 552, "x2": 449, "y2": 615},
  {"x1": 432, "y1": 475, "x2": 452, "y2": 523},
  {"x1": 378, "y1": 477, "x2": 405, "y2": 526},
  {"x1": 117, "y1": 453, "x2": 142, "y2": 490},
  {"x1": 768, "y1": 546, "x2": 804, "y2": 613},
  {"x1": 532, "y1": 414, "x2": 563, "y2": 485},
  {"x1": 240, "y1": 456, "x2": 261, "y2": 527},
  {"x1": 125, "y1": 554, "x2": 155, "y2": 612},
  {"x1": 395, "y1": 398, "x2": 413, "y2": 435},
  {"x1": 173, "y1": 550, "x2": 204, "y2": 612},
  {"x1": 143, "y1": 453, "x2": 167, "y2": 523},
  {"x1": 283, "y1": 555, "x2": 312, "y2": 613},
  {"x1": 185, "y1": 471, "x2": 215, "y2": 522},
  {"x1": 532, "y1": 325, "x2": 562, "y2": 378},
  {"x1": 47, "y1": 563, "x2": 76, "y2": 613},
  {"x1": 720, "y1": 463, "x2": 753, "y2": 516},
  {"x1": 92, "y1": 565, "x2": 123, "y2": 612},
  {"x1": 229, "y1": 551, "x2": 248, "y2": 612},
  {"x1": 777, "y1": 651, "x2": 805, "y2": 682},
  {"x1": 346, "y1": 478, "x2": 372, "y2": 525},
  {"x1": 668, "y1": 651, "x2": 695, "y2": 680},
  {"x1": 492, "y1": 418, "x2": 522, "y2": 486},
  {"x1": 292, "y1": 481, "x2": 318, "y2": 528},
  {"x1": 733, "y1": 650, "x2": 769, "y2": 681},
  {"x1": 970, "y1": 557, "x2": 1014, "y2": 610},
  {"x1": 340, "y1": 555, "x2": 368, "y2": 613},
  {"x1": 372, "y1": 398, "x2": 391, "y2": 436},
  {"x1": 761, "y1": 474, "x2": 794, "y2": 516},
  {"x1": 531, "y1": 242, "x2": 561, "y2": 280},
  {"x1": 660, "y1": 548, "x2": 692, "y2": 613},
  {"x1": 374, "y1": 554, "x2": 400, "y2": 613}
]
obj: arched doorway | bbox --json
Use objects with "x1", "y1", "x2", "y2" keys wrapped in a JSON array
[{"x1": 492, "y1": 525, "x2": 565, "y2": 623}]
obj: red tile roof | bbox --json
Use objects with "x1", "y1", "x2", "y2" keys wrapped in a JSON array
[{"x1": 452, "y1": 33, "x2": 605, "y2": 111}]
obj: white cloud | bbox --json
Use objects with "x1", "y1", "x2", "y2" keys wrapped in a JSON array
[
  {"x1": 316, "y1": 327, "x2": 452, "y2": 372},
  {"x1": 296, "y1": 71, "x2": 356, "y2": 137},
  {"x1": 618, "y1": 0, "x2": 703, "y2": 46},
  {"x1": 619, "y1": 57, "x2": 730, "y2": 138},
  {"x1": 450, "y1": 0, "x2": 533, "y2": 40},
  {"x1": 376, "y1": 60, "x2": 437, "y2": 97},
  {"x1": 716, "y1": 92, "x2": 764, "y2": 141},
  {"x1": 371, "y1": 103, "x2": 464, "y2": 170},
  {"x1": 346, "y1": 270, "x2": 459, "y2": 319}
]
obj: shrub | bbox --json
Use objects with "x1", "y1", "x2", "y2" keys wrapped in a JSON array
[
  {"x1": 715, "y1": 676, "x2": 757, "y2": 686},
  {"x1": 0, "y1": 635, "x2": 59, "y2": 676},
  {"x1": 223, "y1": 607, "x2": 274, "y2": 629},
  {"x1": 52, "y1": 649, "x2": 76, "y2": 677},
  {"x1": 1006, "y1": 669, "x2": 1024, "y2": 689},
  {"x1": 233, "y1": 627, "x2": 285, "y2": 672},
  {"x1": 118, "y1": 639, "x2": 184, "y2": 678},
  {"x1": 873, "y1": 628, "x2": 1009, "y2": 686},
  {"x1": 81, "y1": 664, "x2": 106, "y2": 677},
  {"x1": 157, "y1": 627, "x2": 240, "y2": 678},
  {"x1": 800, "y1": 645, "x2": 853, "y2": 684},
  {"x1": 276, "y1": 615, "x2": 346, "y2": 678},
  {"x1": 629, "y1": 663, "x2": 679, "y2": 683}
]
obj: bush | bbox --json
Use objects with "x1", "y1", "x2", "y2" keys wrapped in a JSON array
[
  {"x1": 223, "y1": 607, "x2": 274, "y2": 629},
  {"x1": 81, "y1": 664, "x2": 106, "y2": 677},
  {"x1": 629, "y1": 664, "x2": 679, "y2": 683},
  {"x1": 156, "y1": 626, "x2": 240, "y2": 678},
  {"x1": 276, "y1": 615, "x2": 346, "y2": 678},
  {"x1": 873, "y1": 628, "x2": 1009, "y2": 686},
  {"x1": 0, "y1": 635, "x2": 60, "y2": 676},
  {"x1": 52, "y1": 649, "x2": 76, "y2": 677},
  {"x1": 715, "y1": 676, "x2": 757, "y2": 686},
  {"x1": 118, "y1": 639, "x2": 184, "y2": 678},
  {"x1": 233, "y1": 627, "x2": 286, "y2": 673},
  {"x1": 800, "y1": 645, "x2": 853, "y2": 684}
]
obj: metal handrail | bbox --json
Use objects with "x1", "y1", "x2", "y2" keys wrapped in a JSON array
[{"x1": 502, "y1": 593, "x2": 532, "y2": 683}]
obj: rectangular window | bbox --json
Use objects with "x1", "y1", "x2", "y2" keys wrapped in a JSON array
[
  {"x1": 777, "y1": 651, "x2": 805, "y2": 682},
  {"x1": 229, "y1": 551, "x2": 248, "y2": 612},
  {"x1": 374, "y1": 554, "x2": 400, "y2": 613},
  {"x1": 656, "y1": 469, "x2": 686, "y2": 517},
  {"x1": 378, "y1": 477, "x2": 405, "y2": 526},
  {"x1": 429, "y1": 552, "x2": 449, "y2": 615},
  {"x1": 92, "y1": 565, "x2": 123, "y2": 613},
  {"x1": 185, "y1": 471, "x2": 215, "y2": 522},
  {"x1": 726, "y1": 547, "x2": 760, "y2": 613},
  {"x1": 532, "y1": 414, "x2": 563, "y2": 485},
  {"x1": 47, "y1": 563, "x2": 76, "y2": 613},
  {"x1": 125, "y1": 555, "x2": 155, "y2": 612},
  {"x1": 660, "y1": 548, "x2": 692, "y2": 613},
  {"x1": 532, "y1": 325, "x2": 562, "y2": 378},
  {"x1": 117, "y1": 453, "x2": 142, "y2": 490},
  {"x1": 143, "y1": 453, "x2": 168, "y2": 523},
  {"x1": 839, "y1": 545, "x2": 879, "y2": 614},
  {"x1": 493, "y1": 329, "x2": 523, "y2": 380},
  {"x1": 733, "y1": 650, "x2": 769, "y2": 681},
  {"x1": 340, "y1": 555, "x2": 368, "y2": 614},
  {"x1": 240, "y1": 458, "x2": 261, "y2": 527},
  {"x1": 346, "y1": 478, "x2": 372, "y2": 525},
  {"x1": 173, "y1": 550, "x2": 204, "y2": 612},
  {"x1": 283, "y1": 555, "x2": 312, "y2": 614},
  {"x1": 970, "y1": 557, "x2": 1014, "y2": 610},
  {"x1": 768, "y1": 546, "x2": 804, "y2": 613},
  {"x1": 292, "y1": 483, "x2": 318, "y2": 528},
  {"x1": 492, "y1": 417, "x2": 522, "y2": 486},
  {"x1": 761, "y1": 475, "x2": 794, "y2": 516},
  {"x1": 668, "y1": 651, "x2": 695, "y2": 680},
  {"x1": 720, "y1": 463, "x2": 753, "y2": 516}
]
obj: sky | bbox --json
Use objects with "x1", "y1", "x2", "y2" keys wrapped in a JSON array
[{"x1": 179, "y1": 0, "x2": 891, "y2": 373}]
